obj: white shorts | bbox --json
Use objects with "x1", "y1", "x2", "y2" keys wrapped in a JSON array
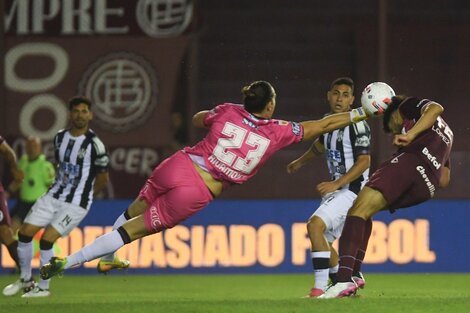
[
  {"x1": 23, "y1": 194, "x2": 89, "y2": 236},
  {"x1": 311, "y1": 189, "x2": 357, "y2": 242}
]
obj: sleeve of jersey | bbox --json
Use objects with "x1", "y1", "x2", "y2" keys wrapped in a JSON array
[
  {"x1": 275, "y1": 121, "x2": 304, "y2": 149},
  {"x1": 92, "y1": 137, "x2": 109, "y2": 172},
  {"x1": 399, "y1": 97, "x2": 432, "y2": 120},
  {"x1": 351, "y1": 122, "x2": 371, "y2": 157},
  {"x1": 203, "y1": 104, "x2": 226, "y2": 127}
]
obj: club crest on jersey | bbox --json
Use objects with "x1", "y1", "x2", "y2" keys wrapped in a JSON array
[{"x1": 77, "y1": 148, "x2": 87, "y2": 160}]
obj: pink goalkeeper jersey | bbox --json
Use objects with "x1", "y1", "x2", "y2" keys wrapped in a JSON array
[{"x1": 184, "y1": 103, "x2": 304, "y2": 185}]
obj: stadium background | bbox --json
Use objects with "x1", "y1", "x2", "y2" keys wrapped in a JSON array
[{"x1": 0, "y1": 0, "x2": 469, "y2": 274}]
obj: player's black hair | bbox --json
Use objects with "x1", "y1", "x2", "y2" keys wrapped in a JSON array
[
  {"x1": 68, "y1": 96, "x2": 92, "y2": 111},
  {"x1": 330, "y1": 77, "x2": 354, "y2": 92},
  {"x1": 383, "y1": 95, "x2": 407, "y2": 133},
  {"x1": 241, "y1": 81, "x2": 276, "y2": 114}
]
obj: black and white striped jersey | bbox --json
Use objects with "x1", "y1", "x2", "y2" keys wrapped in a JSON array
[
  {"x1": 319, "y1": 120, "x2": 371, "y2": 194},
  {"x1": 47, "y1": 129, "x2": 109, "y2": 210}
]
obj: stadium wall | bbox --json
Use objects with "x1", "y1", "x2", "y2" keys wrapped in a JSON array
[{"x1": 1, "y1": 199, "x2": 468, "y2": 274}]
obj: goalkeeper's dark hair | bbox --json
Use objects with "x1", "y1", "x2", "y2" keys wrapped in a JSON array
[
  {"x1": 241, "y1": 81, "x2": 276, "y2": 114},
  {"x1": 330, "y1": 77, "x2": 354, "y2": 93},
  {"x1": 383, "y1": 95, "x2": 407, "y2": 133}
]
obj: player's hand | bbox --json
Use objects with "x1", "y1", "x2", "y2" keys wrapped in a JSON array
[
  {"x1": 393, "y1": 133, "x2": 416, "y2": 147},
  {"x1": 287, "y1": 160, "x2": 303, "y2": 174},
  {"x1": 316, "y1": 181, "x2": 340, "y2": 196}
]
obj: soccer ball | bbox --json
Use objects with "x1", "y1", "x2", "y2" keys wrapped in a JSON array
[{"x1": 360, "y1": 82, "x2": 396, "y2": 116}]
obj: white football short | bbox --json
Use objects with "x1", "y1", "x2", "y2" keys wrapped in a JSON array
[
  {"x1": 23, "y1": 194, "x2": 89, "y2": 236},
  {"x1": 311, "y1": 189, "x2": 358, "y2": 242}
]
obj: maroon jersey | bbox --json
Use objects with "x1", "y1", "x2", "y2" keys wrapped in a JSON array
[
  {"x1": 367, "y1": 97, "x2": 454, "y2": 212},
  {"x1": 397, "y1": 97, "x2": 453, "y2": 180}
]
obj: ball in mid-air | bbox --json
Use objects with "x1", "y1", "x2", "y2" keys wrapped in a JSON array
[{"x1": 361, "y1": 82, "x2": 395, "y2": 116}]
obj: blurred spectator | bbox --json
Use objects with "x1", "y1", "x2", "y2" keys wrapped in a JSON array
[{"x1": 8, "y1": 136, "x2": 55, "y2": 234}]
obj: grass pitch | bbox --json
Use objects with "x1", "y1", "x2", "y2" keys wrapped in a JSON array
[{"x1": 0, "y1": 273, "x2": 469, "y2": 313}]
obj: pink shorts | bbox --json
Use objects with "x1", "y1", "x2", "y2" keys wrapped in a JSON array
[
  {"x1": 140, "y1": 151, "x2": 214, "y2": 233},
  {"x1": 0, "y1": 185, "x2": 12, "y2": 226}
]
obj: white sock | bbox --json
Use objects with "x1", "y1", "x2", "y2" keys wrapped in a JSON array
[
  {"x1": 39, "y1": 249, "x2": 54, "y2": 290},
  {"x1": 18, "y1": 240, "x2": 33, "y2": 281},
  {"x1": 100, "y1": 213, "x2": 129, "y2": 261},
  {"x1": 66, "y1": 230, "x2": 125, "y2": 269},
  {"x1": 311, "y1": 251, "x2": 331, "y2": 291},
  {"x1": 329, "y1": 264, "x2": 339, "y2": 275}
]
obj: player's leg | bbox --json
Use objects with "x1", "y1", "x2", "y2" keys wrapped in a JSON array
[
  {"x1": 21, "y1": 226, "x2": 61, "y2": 298},
  {"x1": 41, "y1": 213, "x2": 154, "y2": 280},
  {"x1": 320, "y1": 187, "x2": 386, "y2": 299},
  {"x1": 98, "y1": 198, "x2": 148, "y2": 272},
  {"x1": 307, "y1": 190, "x2": 356, "y2": 297},
  {"x1": 306, "y1": 215, "x2": 330, "y2": 297},
  {"x1": 328, "y1": 245, "x2": 339, "y2": 284},
  {"x1": 352, "y1": 217, "x2": 372, "y2": 288}
]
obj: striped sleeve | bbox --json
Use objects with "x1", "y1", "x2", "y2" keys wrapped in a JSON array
[
  {"x1": 92, "y1": 136, "x2": 109, "y2": 172},
  {"x1": 351, "y1": 121, "x2": 371, "y2": 157}
]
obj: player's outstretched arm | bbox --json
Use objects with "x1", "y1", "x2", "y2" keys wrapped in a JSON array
[{"x1": 301, "y1": 108, "x2": 367, "y2": 141}]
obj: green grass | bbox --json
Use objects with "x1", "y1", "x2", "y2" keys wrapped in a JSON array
[{"x1": 0, "y1": 273, "x2": 469, "y2": 313}]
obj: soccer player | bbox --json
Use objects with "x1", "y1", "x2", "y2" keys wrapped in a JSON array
[
  {"x1": 3, "y1": 97, "x2": 109, "y2": 298},
  {"x1": 40, "y1": 80, "x2": 369, "y2": 282},
  {"x1": 287, "y1": 77, "x2": 371, "y2": 297},
  {"x1": 0, "y1": 137, "x2": 24, "y2": 272},
  {"x1": 8, "y1": 136, "x2": 55, "y2": 234},
  {"x1": 320, "y1": 96, "x2": 453, "y2": 298}
]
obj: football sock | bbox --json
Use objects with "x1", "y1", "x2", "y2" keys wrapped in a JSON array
[
  {"x1": 353, "y1": 218, "x2": 372, "y2": 275},
  {"x1": 337, "y1": 216, "x2": 366, "y2": 282},
  {"x1": 66, "y1": 230, "x2": 126, "y2": 269},
  {"x1": 17, "y1": 238, "x2": 33, "y2": 281},
  {"x1": 311, "y1": 251, "x2": 331, "y2": 291},
  {"x1": 6, "y1": 241, "x2": 20, "y2": 269},
  {"x1": 39, "y1": 248, "x2": 54, "y2": 290},
  {"x1": 329, "y1": 264, "x2": 339, "y2": 284},
  {"x1": 100, "y1": 212, "x2": 130, "y2": 262}
]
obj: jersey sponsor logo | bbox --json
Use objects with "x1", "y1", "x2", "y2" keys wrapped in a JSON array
[
  {"x1": 421, "y1": 147, "x2": 441, "y2": 170},
  {"x1": 416, "y1": 166, "x2": 436, "y2": 197},
  {"x1": 326, "y1": 149, "x2": 341, "y2": 162},
  {"x1": 149, "y1": 205, "x2": 163, "y2": 230},
  {"x1": 291, "y1": 122, "x2": 301, "y2": 136}
]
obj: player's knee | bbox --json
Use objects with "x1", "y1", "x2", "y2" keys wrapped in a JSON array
[
  {"x1": 18, "y1": 232, "x2": 33, "y2": 243},
  {"x1": 39, "y1": 239, "x2": 54, "y2": 250},
  {"x1": 307, "y1": 216, "x2": 326, "y2": 235}
]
